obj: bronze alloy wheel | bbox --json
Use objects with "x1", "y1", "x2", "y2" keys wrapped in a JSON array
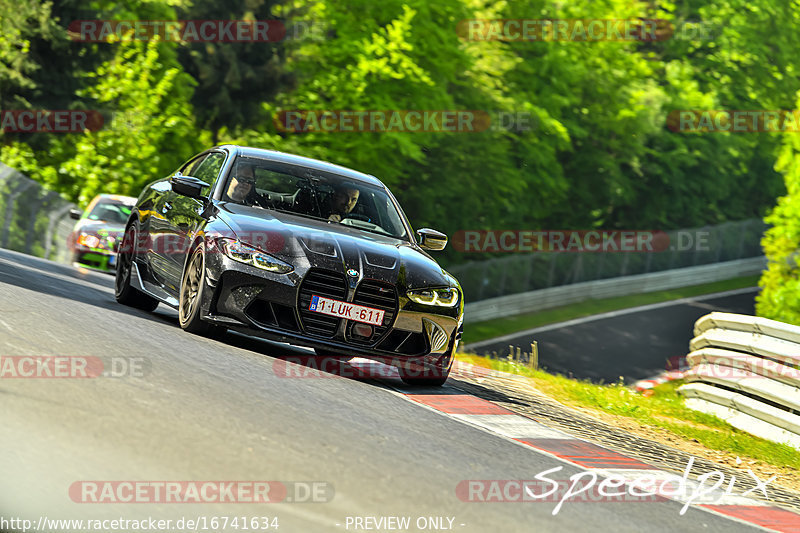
[{"x1": 178, "y1": 244, "x2": 221, "y2": 336}]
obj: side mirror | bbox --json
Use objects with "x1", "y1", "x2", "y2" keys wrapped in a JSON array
[
  {"x1": 68, "y1": 208, "x2": 83, "y2": 220},
  {"x1": 417, "y1": 228, "x2": 448, "y2": 251},
  {"x1": 170, "y1": 175, "x2": 209, "y2": 200}
]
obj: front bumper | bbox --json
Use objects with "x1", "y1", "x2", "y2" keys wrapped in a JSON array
[
  {"x1": 72, "y1": 249, "x2": 117, "y2": 273},
  {"x1": 197, "y1": 253, "x2": 462, "y2": 360}
]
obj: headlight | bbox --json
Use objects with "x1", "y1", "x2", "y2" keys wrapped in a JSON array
[
  {"x1": 218, "y1": 238, "x2": 293, "y2": 274},
  {"x1": 407, "y1": 287, "x2": 459, "y2": 307},
  {"x1": 77, "y1": 233, "x2": 101, "y2": 249}
]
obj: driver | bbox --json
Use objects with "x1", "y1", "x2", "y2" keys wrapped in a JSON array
[
  {"x1": 323, "y1": 185, "x2": 359, "y2": 222},
  {"x1": 224, "y1": 162, "x2": 269, "y2": 207}
]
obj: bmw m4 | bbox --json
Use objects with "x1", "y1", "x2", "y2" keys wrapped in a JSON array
[{"x1": 114, "y1": 145, "x2": 463, "y2": 385}]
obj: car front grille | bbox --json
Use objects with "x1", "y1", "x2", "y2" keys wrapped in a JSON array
[
  {"x1": 298, "y1": 269, "x2": 348, "y2": 338},
  {"x1": 347, "y1": 280, "x2": 397, "y2": 344}
]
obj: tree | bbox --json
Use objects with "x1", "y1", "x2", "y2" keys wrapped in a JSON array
[
  {"x1": 756, "y1": 91, "x2": 800, "y2": 324},
  {"x1": 175, "y1": 0, "x2": 292, "y2": 142},
  {"x1": 2, "y1": 36, "x2": 206, "y2": 205}
]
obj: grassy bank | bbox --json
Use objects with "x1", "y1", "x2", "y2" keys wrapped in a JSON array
[{"x1": 455, "y1": 353, "x2": 800, "y2": 475}]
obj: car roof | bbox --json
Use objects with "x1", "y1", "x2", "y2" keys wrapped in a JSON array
[
  {"x1": 216, "y1": 145, "x2": 385, "y2": 188},
  {"x1": 94, "y1": 194, "x2": 137, "y2": 204}
]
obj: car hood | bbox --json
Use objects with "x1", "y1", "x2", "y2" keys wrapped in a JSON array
[
  {"x1": 72, "y1": 220, "x2": 126, "y2": 238},
  {"x1": 214, "y1": 203, "x2": 457, "y2": 290}
]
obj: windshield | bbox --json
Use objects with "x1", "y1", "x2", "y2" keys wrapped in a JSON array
[
  {"x1": 86, "y1": 199, "x2": 133, "y2": 225},
  {"x1": 222, "y1": 157, "x2": 409, "y2": 240}
]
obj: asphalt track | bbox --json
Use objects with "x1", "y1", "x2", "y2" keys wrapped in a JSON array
[
  {"x1": 0, "y1": 249, "x2": 774, "y2": 532},
  {"x1": 467, "y1": 288, "x2": 759, "y2": 383}
]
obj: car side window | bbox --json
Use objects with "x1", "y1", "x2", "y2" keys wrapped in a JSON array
[
  {"x1": 192, "y1": 153, "x2": 226, "y2": 196},
  {"x1": 181, "y1": 155, "x2": 206, "y2": 176}
]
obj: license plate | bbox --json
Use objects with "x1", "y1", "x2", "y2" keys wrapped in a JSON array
[{"x1": 309, "y1": 295, "x2": 385, "y2": 326}]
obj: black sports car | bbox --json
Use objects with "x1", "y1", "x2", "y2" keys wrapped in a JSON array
[{"x1": 115, "y1": 145, "x2": 463, "y2": 385}]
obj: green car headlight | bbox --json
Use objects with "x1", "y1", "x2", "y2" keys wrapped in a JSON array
[
  {"x1": 218, "y1": 238, "x2": 293, "y2": 274},
  {"x1": 407, "y1": 287, "x2": 459, "y2": 307}
]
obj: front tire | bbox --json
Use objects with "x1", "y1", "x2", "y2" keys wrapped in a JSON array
[
  {"x1": 398, "y1": 336, "x2": 456, "y2": 387},
  {"x1": 115, "y1": 225, "x2": 159, "y2": 312},
  {"x1": 314, "y1": 348, "x2": 354, "y2": 362},
  {"x1": 179, "y1": 244, "x2": 213, "y2": 335}
]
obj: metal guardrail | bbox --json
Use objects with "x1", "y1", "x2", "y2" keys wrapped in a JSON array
[
  {"x1": 449, "y1": 219, "x2": 767, "y2": 303},
  {"x1": 464, "y1": 257, "x2": 766, "y2": 324},
  {"x1": 0, "y1": 163, "x2": 77, "y2": 263},
  {"x1": 679, "y1": 312, "x2": 800, "y2": 450}
]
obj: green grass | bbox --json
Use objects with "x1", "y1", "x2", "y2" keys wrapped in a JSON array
[
  {"x1": 463, "y1": 275, "x2": 760, "y2": 345},
  {"x1": 456, "y1": 353, "x2": 800, "y2": 471}
]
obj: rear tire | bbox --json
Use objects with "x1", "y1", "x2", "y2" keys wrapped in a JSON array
[{"x1": 115, "y1": 225, "x2": 159, "y2": 312}]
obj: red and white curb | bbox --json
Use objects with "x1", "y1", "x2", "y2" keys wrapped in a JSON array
[
  {"x1": 634, "y1": 369, "x2": 687, "y2": 393},
  {"x1": 340, "y1": 358, "x2": 800, "y2": 532}
]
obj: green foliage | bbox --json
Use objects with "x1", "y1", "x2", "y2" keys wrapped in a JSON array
[
  {"x1": 1, "y1": 0, "x2": 798, "y2": 269},
  {"x1": 175, "y1": 0, "x2": 290, "y2": 142},
  {"x1": 756, "y1": 90, "x2": 800, "y2": 323},
  {"x1": 0, "y1": 0, "x2": 58, "y2": 107},
  {"x1": 64, "y1": 37, "x2": 206, "y2": 205},
  {"x1": 1, "y1": 37, "x2": 206, "y2": 206}
]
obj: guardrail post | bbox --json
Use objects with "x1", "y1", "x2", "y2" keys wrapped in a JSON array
[{"x1": 529, "y1": 341, "x2": 538, "y2": 370}]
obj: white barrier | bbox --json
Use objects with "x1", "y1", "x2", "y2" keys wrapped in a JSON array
[
  {"x1": 464, "y1": 257, "x2": 766, "y2": 323},
  {"x1": 679, "y1": 312, "x2": 800, "y2": 450}
]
